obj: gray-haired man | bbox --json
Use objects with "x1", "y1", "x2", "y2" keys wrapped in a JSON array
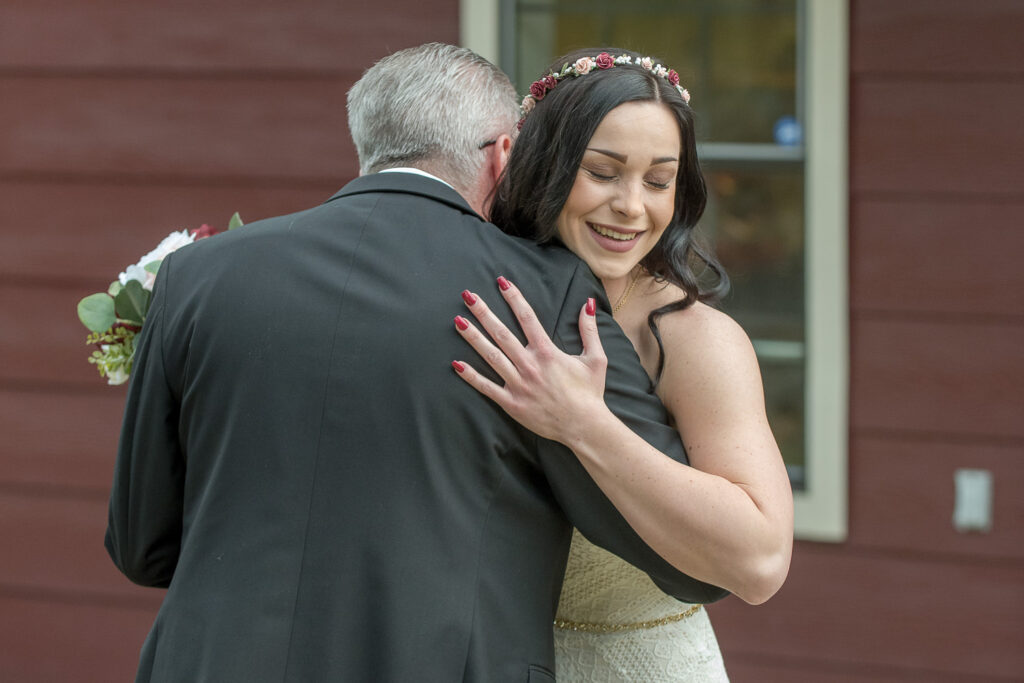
[{"x1": 105, "y1": 43, "x2": 722, "y2": 683}]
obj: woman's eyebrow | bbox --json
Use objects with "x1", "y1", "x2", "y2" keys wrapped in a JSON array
[
  {"x1": 587, "y1": 148, "x2": 678, "y2": 165},
  {"x1": 587, "y1": 147, "x2": 627, "y2": 162}
]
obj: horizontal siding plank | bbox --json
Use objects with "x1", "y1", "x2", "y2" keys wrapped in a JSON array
[
  {"x1": 851, "y1": 0, "x2": 1024, "y2": 76},
  {"x1": 724, "y1": 657, "x2": 977, "y2": 683},
  {"x1": 850, "y1": 199, "x2": 1024, "y2": 318},
  {"x1": 850, "y1": 82, "x2": 1024, "y2": 196},
  {"x1": 710, "y1": 544, "x2": 1024, "y2": 679},
  {"x1": 0, "y1": 284, "x2": 105, "y2": 387},
  {"x1": 0, "y1": 1, "x2": 458, "y2": 72},
  {"x1": 0, "y1": 592, "x2": 156, "y2": 681},
  {"x1": 0, "y1": 181, "x2": 336, "y2": 282},
  {"x1": 725, "y1": 660, "x2": 879, "y2": 683},
  {"x1": 848, "y1": 435, "x2": 1024, "y2": 560},
  {"x1": 0, "y1": 389, "x2": 124, "y2": 491},
  {"x1": 0, "y1": 77, "x2": 357, "y2": 180},
  {"x1": 850, "y1": 317, "x2": 1024, "y2": 438},
  {"x1": 0, "y1": 493, "x2": 157, "y2": 599}
]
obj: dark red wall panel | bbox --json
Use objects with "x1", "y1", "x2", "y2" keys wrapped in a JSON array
[
  {"x1": 0, "y1": 181, "x2": 336, "y2": 282},
  {"x1": 0, "y1": 390, "x2": 123, "y2": 491},
  {"x1": 850, "y1": 199, "x2": 1024, "y2": 318},
  {"x1": 0, "y1": 77, "x2": 358, "y2": 181},
  {"x1": 847, "y1": 435, "x2": 1024, "y2": 560},
  {"x1": 850, "y1": 82, "x2": 1024, "y2": 197},
  {"x1": 851, "y1": 0, "x2": 1024, "y2": 76},
  {"x1": 0, "y1": 593, "x2": 157, "y2": 682},
  {"x1": 711, "y1": 544, "x2": 1024, "y2": 679},
  {"x1": 0, "y1": 1, "x2": 459, "y2": 72},
  {"x1": 850, "y1": 317, "x2": 1024, "y2": 439}
]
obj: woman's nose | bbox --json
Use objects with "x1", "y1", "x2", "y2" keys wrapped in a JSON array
[{"x1": 611, "y1": 181, "x2": 645, "y2": 219}]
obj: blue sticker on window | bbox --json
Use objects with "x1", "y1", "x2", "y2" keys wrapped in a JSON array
[{"x1": 773, "y1": 116, "x2": 802, "y2": 146}]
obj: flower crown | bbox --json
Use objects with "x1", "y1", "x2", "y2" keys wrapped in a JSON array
[{"x1": 519, "y1": 52, "x2": 691, "y2": 127}]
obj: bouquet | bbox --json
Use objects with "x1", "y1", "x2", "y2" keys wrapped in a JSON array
[{"x1": 77, "y1": 213, "x2": 243, "y2": 385}]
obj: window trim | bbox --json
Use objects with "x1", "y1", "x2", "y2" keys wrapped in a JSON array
[
  {"x1": 460, "y1": 0, "x2": 849, "y2": 541},
  {"x1": 798, "y1": 0, "x2": 848, "y2": 541}
]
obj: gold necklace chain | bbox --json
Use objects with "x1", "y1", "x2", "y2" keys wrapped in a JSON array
[{"x1": 612, "y1": 266, "x2": 643, "y2": 313}]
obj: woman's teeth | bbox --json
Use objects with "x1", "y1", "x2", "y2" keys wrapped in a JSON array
[{"x1": 590, "y1": 224, "x2": 637, "y2": 241}]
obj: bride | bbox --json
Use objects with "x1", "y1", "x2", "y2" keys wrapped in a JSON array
[{"x1": 453, "y1": 48, "x2": 794, "y2": 680}]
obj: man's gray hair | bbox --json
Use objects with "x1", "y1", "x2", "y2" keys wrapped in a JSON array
[{"x1": 347, "y1": 43, "x2": 519, "y2": 194}]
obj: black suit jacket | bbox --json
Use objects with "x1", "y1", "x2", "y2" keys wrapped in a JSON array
[{"x1": 105, "y1": 172, "x2": 727, "y2": 683}]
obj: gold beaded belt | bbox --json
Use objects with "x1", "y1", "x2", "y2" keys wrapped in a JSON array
[{"x1": 553, "y1": 604, "x2": 702, "y2": 633}]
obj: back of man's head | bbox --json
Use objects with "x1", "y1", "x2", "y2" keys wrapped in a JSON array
[{"x1": 347, "y1": 43, "x2": 519, "y2": 197}]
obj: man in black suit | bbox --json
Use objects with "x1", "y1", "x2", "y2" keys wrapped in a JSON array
[{"x1": 106, "y1": 43, "x2": 725, "y2": 682}]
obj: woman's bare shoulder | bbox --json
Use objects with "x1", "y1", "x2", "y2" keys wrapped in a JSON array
[
  {"x1": 646, "y1": 287, "x2": 760, "y2": 395},
  {"x1": 665, "y1": 301, "x2": 749, "y2": 347},
  {"x1": 643, "y1": 281, "x2": 750, "y2": 352}
]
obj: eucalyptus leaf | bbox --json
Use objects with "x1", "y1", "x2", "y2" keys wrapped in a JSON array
[
  {"x1": 227, "y1": 212, "x2": 244, "y2": 230},
  {"x1": 78, "y1": 293, "x2": 116, "y2": 333},
  {"x1": 143, "y1": 259, "x2": 161, "y2": 274},
  {"x1": 108, "y1": 280, "x2": 123, "y2": 297},
  {"x1": 114, "y1": 280, "x2": 151, "y2": 325}
]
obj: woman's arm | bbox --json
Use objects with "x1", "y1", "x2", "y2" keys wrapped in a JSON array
[{"x1": 453, "y1": 279, "x2": 792, "y2": 605}]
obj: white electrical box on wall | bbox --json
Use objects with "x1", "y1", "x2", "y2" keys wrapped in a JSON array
[{"x1": 953, "y1": 468, "x2": 993, "y2": 533}]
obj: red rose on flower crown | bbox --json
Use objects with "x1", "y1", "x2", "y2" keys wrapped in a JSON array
[{"x1": 76, "y1": 212, "x2": 243, "y2": 385}]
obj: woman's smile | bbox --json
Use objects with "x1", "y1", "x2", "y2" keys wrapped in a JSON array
[{"x1": 587, "y1": 222, "x2": 644, "y2": 251}]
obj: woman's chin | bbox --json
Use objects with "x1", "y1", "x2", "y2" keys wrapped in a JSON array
[{"x1": 592, "y1": 262, "x2": 639, "y2": 285}]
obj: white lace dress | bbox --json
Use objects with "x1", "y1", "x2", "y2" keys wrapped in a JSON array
[{"x1": 553, "y1": 530, "x2": 729, "y2": 681}]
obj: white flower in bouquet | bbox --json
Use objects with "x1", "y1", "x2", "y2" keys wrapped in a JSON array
[
  {"x1": 77, "y1": 213, "x2": 243, "y2": 385},
  {"x1": 118, "y1": 229, "x2": 196, "y2": 291}
]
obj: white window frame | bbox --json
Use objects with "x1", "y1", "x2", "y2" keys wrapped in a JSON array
[{"x1": 460, "y1": 0, "x2": 848, "y2": 541}]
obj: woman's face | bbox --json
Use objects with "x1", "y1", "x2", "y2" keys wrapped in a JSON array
[{"x1": 555, "y1": 101, "x2": 681, "y2": 283}]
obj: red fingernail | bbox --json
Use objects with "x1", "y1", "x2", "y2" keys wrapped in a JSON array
[
  {"x1": 497, "y1": 276, "x2": 511, "y2": 291},
  {"x1": 454, "y1": 315, "x2": 469, "y2": 331},
  {"x1": 586, "y1": 298, "x2": 596, "y2": 316},
  {"x1": 461, "y1": 290, "x2": 476, "y2": 305},
  {"x1": 452, "y1": 360, "x2": 466, "y2": 373}
]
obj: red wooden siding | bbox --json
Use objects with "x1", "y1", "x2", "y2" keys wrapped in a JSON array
[
  {"x1": 2, "y1": 0, "x2": 1022, "y2": 680},
  {"x1": 0, "y1": 77, "x2": 358, "y2": 180},
  {"x1": 850, "y1": 0, "x2": 1024, "y2": 76},
  {"x1": 0, "y1": 1, "x2": 457, "y2": 679},
  {"x1": 0, "y1": 182, "x2": 334, "y2": 283},
  {"x1": 850, "y1": 81, "x2": 1024, "y2": 197},
  {"x1": 709, "y1": 1, "x2": 1024, "y2": 680},
  {"x1": 851, "y1": 200, "x2": 1024, "y2": 318},
  {"x1": 0, "y1": 594, "x2": 157, "y2": 682},
  {"x1": 0, "y1": 2, "x2": 456, "y2": 72},
  {"x1": 710, "y1": 545, "x2": 1023, "y2": 679},
  {"x1": 1, "y1": 390, "x2": 125, "y2": 491}
]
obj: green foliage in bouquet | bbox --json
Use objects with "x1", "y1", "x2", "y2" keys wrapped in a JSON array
[{"x1": 77, "y1": 212, "x2": 243, "y2": 385}]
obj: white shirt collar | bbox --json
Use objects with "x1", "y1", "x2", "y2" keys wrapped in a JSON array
[{"x1": 378, "y1": 167, "x2": 454, "y2": 190}]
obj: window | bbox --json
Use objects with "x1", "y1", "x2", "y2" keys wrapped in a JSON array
[{"x1": 461, "y1": 0, "x2": 848, "y2": 540}]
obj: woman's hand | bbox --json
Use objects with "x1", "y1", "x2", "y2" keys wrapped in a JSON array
[{"x1": 451, "y1": 276, "x2": 611, "y2": 445}]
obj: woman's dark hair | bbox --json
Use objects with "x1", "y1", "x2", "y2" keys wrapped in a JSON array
[{"x1": 490, "y1": 47, "x2": 730, "y2": 384}]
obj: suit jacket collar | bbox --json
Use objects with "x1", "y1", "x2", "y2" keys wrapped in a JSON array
[{"x1": 326, "y1": 172, "x2": 484, "y2": 221}]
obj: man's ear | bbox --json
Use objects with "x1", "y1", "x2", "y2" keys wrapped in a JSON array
[
  {"x1": 476, "y1": 134, "x2": 514, "y2": 220},
  {"x1": 486, "y1": 134, "x2": 513, "y2": 184}
]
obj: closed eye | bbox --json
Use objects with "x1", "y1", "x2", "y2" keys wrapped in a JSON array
[{"x1": 583, "y1": 167, "x2": 616, "y2": 181}]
